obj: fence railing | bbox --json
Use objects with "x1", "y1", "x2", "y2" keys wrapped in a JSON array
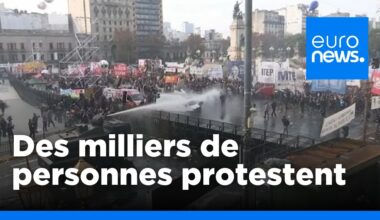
[{"x1": 152, "y1": 111, "x2": 316, "y2": 149}]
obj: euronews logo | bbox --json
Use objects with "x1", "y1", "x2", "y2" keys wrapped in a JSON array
[
  {"x1": 306, "y1": 17, "x2": 369, "y2": 80},
  {"x1": 311, "y1": 35, "x2": 365, "y2": 63}
]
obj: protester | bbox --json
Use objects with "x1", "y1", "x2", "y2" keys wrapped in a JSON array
[
  {"x1": 0, "y1": 115, "x2": 6, "y2": 138},
  {"x1": 7, "y1": 116, "x2": 14, "y2": 146},
  {"x1": 28, "y1": 119, "x2": 36, "y2": 140},
  {"x1": 282, "y1": 115, "x2": 290, "y2": 136}
]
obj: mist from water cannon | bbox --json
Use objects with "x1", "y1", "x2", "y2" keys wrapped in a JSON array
[{"x1": 109, "y1": 88, "x2": 223, "y2": 116}]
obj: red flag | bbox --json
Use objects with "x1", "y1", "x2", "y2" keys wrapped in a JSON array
[{"x1": 372, "y1": 69, "x2": 380, "y2": 95}]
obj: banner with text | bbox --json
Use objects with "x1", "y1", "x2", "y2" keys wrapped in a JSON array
[
  {"x1": 371, "y1": 69, "x2": 380, "y2": 95},
  {"x1": 257, "y1": 62, "x2": 278, "y2": 84},
  {"x1": 320, "y1": 104, "x2": 356, "y2": 137},
  {"x1": 372, "y1": 96, "x2": 380, "y2": 110},
  {"x1": 275, "y1": 68, "x2": 306, "y2": 92}
]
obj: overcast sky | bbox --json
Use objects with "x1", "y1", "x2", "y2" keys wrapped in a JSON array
[{"x1": 1, "y1": 0, "x2": 379, "y2": 36}]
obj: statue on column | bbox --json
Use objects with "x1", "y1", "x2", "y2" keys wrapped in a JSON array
[{"x1": 233, "y1": 1, "x2": 243, "y2": 20}]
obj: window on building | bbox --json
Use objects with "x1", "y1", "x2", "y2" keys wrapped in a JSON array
[
  {"x1": 109, "y1": 28, "x2": 112, "y2": 33},
  {"x1": 58, "y1": 53, "x2": 64, "y2": 60},
  {"x1": 50, "y1": 53, "x2": 54, "y2": 61},
  {"x1": 49, "y1": 43, "x2": 54, "y2": 50},
  {"x1": 57, "y1": 42, "x2": 65, "y2": 49},
  {"x1": 68, "y1": 43, "x2": 73, "y2": 50},
  {"x1": 7, "y1": 43, "x2": 17, "y2": 51},
  {"x1": 20, "y1": 43, "x2": 25, "y2": 50},
  {"x1": 9, "y1": 54, "x2": 18, "y2": 62},
  {"x1": 0, "y1": 55, "x2": 4, "y2": 62},
  {"x1": 104, "y1": 35, "x2": 107, "y2": 41},
  {"x1": 0, "y1": 43, "x2": 3, "y2": 50},
  {"x1": 22, "y1": 54, "x2": 26, "y2": 61},
  {"x1": 39, "y1": 42, "x2": 43, "y2": 49}
]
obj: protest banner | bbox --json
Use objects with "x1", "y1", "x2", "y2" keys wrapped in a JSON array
[
  {"x1": 320, "y1": 104, "x2": 356, "y2": 137},
  {"x1": 257, "y1": 62, "x2": 278, "y2": 84},
  {"x1": 113, "y1": 63, "x2": 128, "y2": 76},
  {"x1": 372, "y1": 96, "x2": 380, "y2": 110},
  {"x1": 275, "y1": 68, "x2": 305, "y2": 92},
  {"x1": 371, "y1": 69, "x2": 380, "y2": 95}
]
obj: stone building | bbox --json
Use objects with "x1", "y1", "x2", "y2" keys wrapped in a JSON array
[
  {"x1": 0, "y1": 10, "x2": 76, "y2": 65},
  {"x1": 252, "y1": 9, "x2": 285, "y2": 37},
  {"x1": 68, "y1": 0, "x2": 134, "y2": 60}
]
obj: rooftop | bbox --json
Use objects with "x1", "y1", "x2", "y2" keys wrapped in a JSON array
[{"x1": 286, "y1": 139, "x2": 380, "y2": 176}]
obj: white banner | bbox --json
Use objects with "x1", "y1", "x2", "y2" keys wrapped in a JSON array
[
  {"x1": 190, "y1": 66, "x2": 203, "y2": 75},
  {"x1": 257, "y1": 62, "x2": 278, "y2": 84},
  {"x1": 346, "y1": 80, "x2": 361, "y2": 88},
  {"x1": 372, "y1": 96, "x2": 380, "y2": 110},
  {"x1": 208, "y1": 65, "x2": 223, "y2": 79},
  {"x1": 320, "y1": 104, "x2": 356, "y2": 137},
  {"x1": 275, "y1": 68, "x2": 306, "y2": 92}
]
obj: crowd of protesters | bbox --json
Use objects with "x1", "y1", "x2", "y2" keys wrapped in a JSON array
[
  {"x1": 2, "y1": 66, "x2": 380, "y2": 144},
  {"x1": 0, "y1": 102, "x2": 14, "y2": 146}
]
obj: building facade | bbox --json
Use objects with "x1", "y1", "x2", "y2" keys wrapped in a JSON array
[
  {"x1": 134, "y1": 0, "x2": 163, "y2": 39},
  {"x1": 0, "y1": 32, "x2": 76, "y2": 65},
  {"x1": 134, "y1": 0, "x2": 164, "y2": 58},
  {"x1": 182, "y1": 22, "x2": 194, "y2": 34},
  {"x1": 252, "y1": 9, "x2": 285, "y2": 37},
  {"x1": 326, "y1": 12, "x2": 350, "y2": 17},
  {"x1": 277, "y1": 4, "x2": 318, "y2": 35},
  {"x1": 0, "y1": 10, "x2": 76, "y2": 65},
  {"x1": 68, "y1": 0, "x2": 134, "y2": 60}
]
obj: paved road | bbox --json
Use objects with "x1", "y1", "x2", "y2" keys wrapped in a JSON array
[
  {"x1": 157, "y1": 93, "x2": 377, "y2": 142},
  {"x1": 0, "y1": 80, "x2": 64, "y2": 154},
  {"x1": 0, "y1": 82, "x2": 378, "y2": 209}
]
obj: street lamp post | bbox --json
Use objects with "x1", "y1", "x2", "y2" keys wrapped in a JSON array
[
  {"x1": 269, "y1": 46, "x2": 275, "y2": 61},
  {"x1": 362, "y1": 81, "x2": 372, "y2": 144},
  {"x1": 286, "y1": 47, "x2": 291, "y2": 59},
  {"x1": 243, "y1": 0, "x2": 253, "y2": 209},
  {"x1": 278, "y1": 48, "x2": 283, "y2": 60}
]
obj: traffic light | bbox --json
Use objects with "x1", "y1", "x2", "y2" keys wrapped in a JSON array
[{"x1": 371, "y1": 58, "x2": 379, "y2": 69}]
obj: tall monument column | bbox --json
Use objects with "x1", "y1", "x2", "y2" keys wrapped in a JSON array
[{"x1": 228, "y1": 1, "x2": 245, "y2": 61}]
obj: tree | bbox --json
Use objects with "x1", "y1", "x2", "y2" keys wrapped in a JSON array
[
  {"x1": 183, "y1": 34, "x2": 205, "y2": 56},
  {"x1": 251, "y1": 33, "x2": 284, "y2": 58},
  {"x1": 138, "y1": 35, "x2": 165, "y2": 59},
  {"x1": 369, "y1": 29, "x2": 380, "y2": 58},
  {"x1": 113, "y1": 30, "x2": 137, "y2": 63},
  {"x1": 284, "y1": 33, "x2": 306, "y2": 57}
]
